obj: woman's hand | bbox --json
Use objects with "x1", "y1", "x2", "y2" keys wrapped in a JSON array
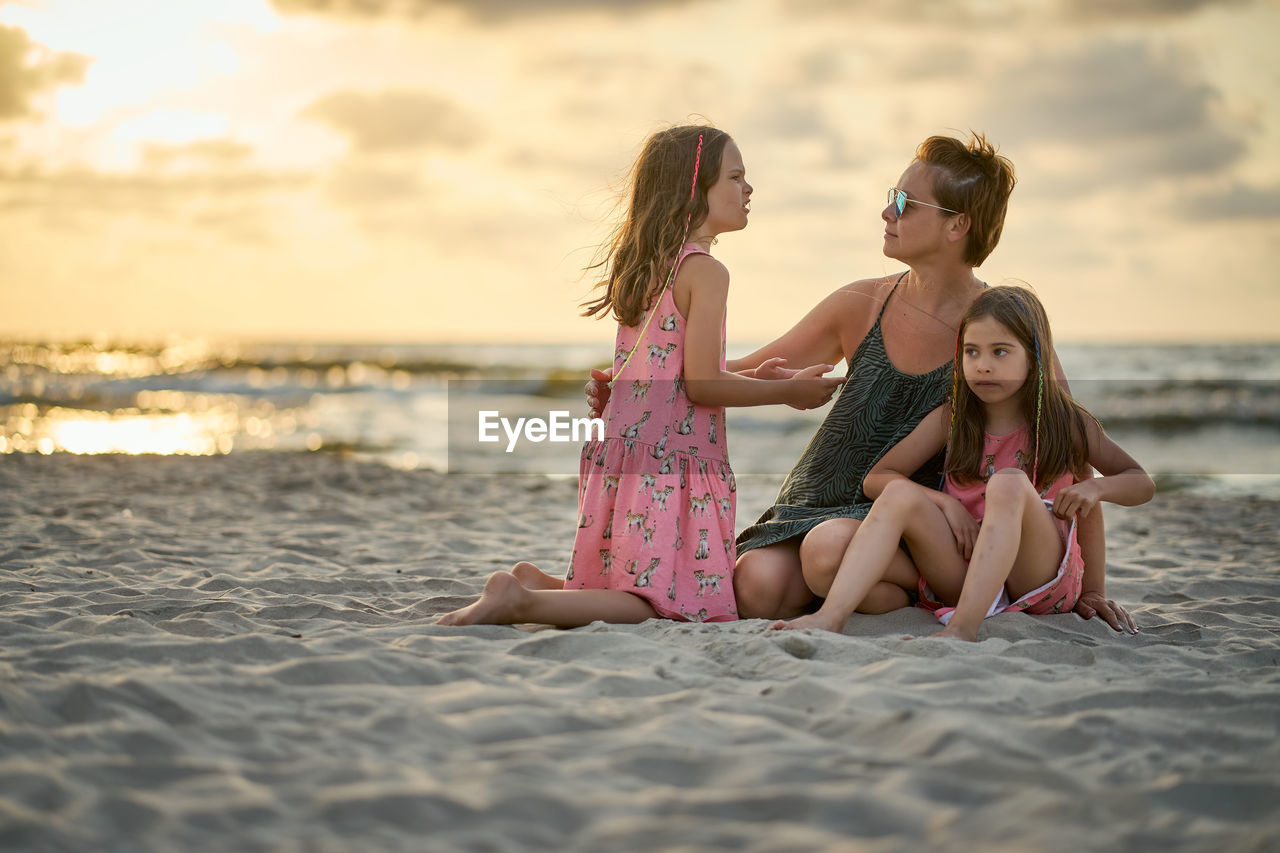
[
  {"x1": 941, "y1": 498, "x2": 979, "y2": 560},
  {"x1": 784, "y1": 364, "x2": 844, "y2": 410},
  {"x1": 1075, "y1": 591, "x2": 1138, "y2": 634},
  {"x1": 585, "y1": 368, "x2": 613, "y2": 419},
  {"x1": 745, "y1": 357, "x2": 800, "y2": 380},
  {"x1": 1052, "y1": 479, "x2": 1103, "y2": 520}
]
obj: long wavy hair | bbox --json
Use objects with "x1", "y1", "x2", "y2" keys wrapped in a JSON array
[
  {"x1": 945, "y1": 285, "x2": 1098, "y2": 493},
  {"x1": 581, "y1": 125, "x2": 731, "y2": 327}
]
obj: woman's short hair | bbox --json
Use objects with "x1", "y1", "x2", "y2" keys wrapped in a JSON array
[{"x1": 916, "y1": 133, "x2": 1016, "y2": 267}]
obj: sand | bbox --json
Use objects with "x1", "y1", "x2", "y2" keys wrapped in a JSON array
[{"x1": 2, "y1": 452, "x2": 1278, "y2": 852}]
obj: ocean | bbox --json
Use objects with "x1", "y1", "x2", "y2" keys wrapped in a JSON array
[{"x1": 3, "y1": 338, "x2": 1278, "y2": 498}]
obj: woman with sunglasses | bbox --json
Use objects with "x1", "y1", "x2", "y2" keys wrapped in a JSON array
[{"x1": 581, "y1": 133, "x2": 1134, "y2": 633}]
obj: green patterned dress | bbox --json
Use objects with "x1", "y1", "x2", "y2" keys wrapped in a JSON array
[{"x1": 736, "y1": 275, "x2": 953, "y2": 554}]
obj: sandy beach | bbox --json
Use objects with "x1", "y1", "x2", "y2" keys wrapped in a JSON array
[{"x1": 2, "y1": 451, "x2": 1278, "y2": 851}]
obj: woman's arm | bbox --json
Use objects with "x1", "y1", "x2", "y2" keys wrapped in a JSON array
[
  {"x1": 681, "y1": 257, "x2": 844, "y2": 409},
  {"x1": 726, "y1": 280, "x2": 881, "y2": 373}
]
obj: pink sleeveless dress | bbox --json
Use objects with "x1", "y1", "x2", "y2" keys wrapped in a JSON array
[
  {"x1": 918, "y1": 423, "x2": 1085, "y2": 623},
  {"x1": 566, "y1": 244, "x2": 738, "y2": 622}
]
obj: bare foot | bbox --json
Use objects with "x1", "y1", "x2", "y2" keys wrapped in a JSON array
[
  {"x1": 769, "y1": 611, "x2": 847, "y2": 633},
  {"x1": 511, "y1": 561, "x2": 565, "y2": 590},
  {"x1": 437, "y1": 572, "x2": 529, "y2": 626},
  {"x1": 930, "y1": 622, "x2": 979, "y2": 642}
]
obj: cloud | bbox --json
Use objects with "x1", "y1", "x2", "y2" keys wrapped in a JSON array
[
  {"x1": 1059, "y1": 0, "x2": 1252, "y2": 22},
  {"x1": 787, "y1": 0, "x2": 1244, "y2": 26},
  {"x1": 140, "y1": 140, "x2": 255, "y2": 171},
  {"x1": 268, "y1": 0, "x2": 699, "y2": 22},
  {"x1": 1182, "y1": 182, "x2": 1280, "y2": 221},
  {"x1": 301, "y1": 89, "x2": 479, "y2": 153},
  {"x1": 0, "y1": 165, "x2": 310, "y2": 227},
  {"x1": 0, "y1": 24, "x2": 91, "y2": 122},
  {"x1": 782, "y1": 0, "x2": 1035, "y2": 27},
  {"x1": 1, "y1": 166, "x2": 304, "y2": 196},
  {"x1": 983, "y1": 39, "x2": 1247, "y2": 181},
  {"x1": 0, "y1": 163, "x2": 317, "y2": 249},
  {"x1": 325, "y1": 163, "x2": 424, "y2": 206}
]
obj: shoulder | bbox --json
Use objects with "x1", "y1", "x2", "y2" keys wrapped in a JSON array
[
  {"x1": 1076, "y1": 408, "x2": 1105, "y2": 448},
  {"x1": 921, "y1": 402, "x2": 951, "y2": 435},
  {"x1": 678, "y1": 251, "x2": 728, "y2": 280},
  {"x1": 672, "y1": 252, "x2": 729, "y2": 318},
  {"x1": 843, "y1": 275, "x2": 898, "y2": 300},
  {"x1": 824, "y1": 275, "x2": 897, "y2": 320},
  {"x1": 675, "y1": 252, "x2": 729, "y2": 295},
  {"x1": 815, "y1": 274, "x2": 899, "y2": 348}
]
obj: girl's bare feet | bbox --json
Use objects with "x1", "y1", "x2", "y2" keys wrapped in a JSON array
[
  {"x1": 930, "y1": 622, "x2": 980, "y2": 642},
  {"x1": 769, "y1": 611, "x2": 847, "y2": 634},
  {"x1": 511, "y1": 561, "x2": 565, "y2": 590},
  {"x1": 437, "y1": 571, "x2": 528, "y2": 626}
]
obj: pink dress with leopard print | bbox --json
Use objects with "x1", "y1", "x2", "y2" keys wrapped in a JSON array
[
  {"x1": 918, "y1": 422, "x2": 1085, "y2": 623},
  {"x1": 567, "y1": 243, "x2": 737, "y2": 622}
]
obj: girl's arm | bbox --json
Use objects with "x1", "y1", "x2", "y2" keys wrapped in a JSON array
[
  {"x1": 1052, "y1": 418, "x2": 1156, "y2": 520},
  {"x1": 681, "y1": 257, "x2": 844, "y2": 409},
  {"x1": 1060, "y1": 418, "x2": 1150, "y2": 634},
  {"x1": 862, "y1": 405, "x2": 949, "y2": 499},
  {"x1": 1073, "y1": 509, "x2": 1137, "y2": 632},
  {"x1": 1051, "y1": 351, "x2": 1134, "y2": 630},
  {"x1": 591, "y1": 278, "x2": 878, "y2": 416},
  {"x1": 863, "y1": 405, "x2": 979, "y2": 559}
]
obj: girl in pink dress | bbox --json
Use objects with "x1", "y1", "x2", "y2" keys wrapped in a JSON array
[
  {"x1": 772, "y1": 285, "x2": 1155, "y2": 641},
  {"x1": 439, "y1": 125, "x2": 843, "y2": 628}
]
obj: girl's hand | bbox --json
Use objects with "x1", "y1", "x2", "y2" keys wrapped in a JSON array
[
  {"x1": 1052, "y1": 480, "x2": 1102, "y2": 520},
  {"x1": 748, "y1": 357, "x2": 800, "y2": 381},
  {"x1": 941, "y1": 498, "x2": 979, "y2": 560},
  {"x1": 785, "y1": 364, "x2": 845, "y2": 410},
  {"x1": 585, "y1": 368, "x2": 613, "y2": 419},
  {"x1": 1075, "y1": 591, "x2": 1139, "y2": 634}
]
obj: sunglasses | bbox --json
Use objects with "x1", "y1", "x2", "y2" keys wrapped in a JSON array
[{"x1": 887, "y1": 188, "x2": 960, "y2": 217}]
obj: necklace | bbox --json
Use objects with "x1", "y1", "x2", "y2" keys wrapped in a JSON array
[{"x1": 895, "y1": 277, "x2": 981, "y2": 331}]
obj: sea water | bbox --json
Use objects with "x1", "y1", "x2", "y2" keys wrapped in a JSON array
[{"x1": 2, "y1": 338, "x2": 1277, "y2": 498}]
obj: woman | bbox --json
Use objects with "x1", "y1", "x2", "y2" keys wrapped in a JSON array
[{"x1": 586, "y1": 133, "x2": 1135, "y2": 631}]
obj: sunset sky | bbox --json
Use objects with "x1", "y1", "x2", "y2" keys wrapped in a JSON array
[{"x1": 2, "y1": 0, "x2": 1277, "y2": 345}]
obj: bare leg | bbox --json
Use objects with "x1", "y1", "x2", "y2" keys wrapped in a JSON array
[
  {"x1": 437, "y1": 571, "x2": 656, "y2": 627},
  {"x1": 511, "y1": 561, "x2": 565, "y2": 590},
  {"x1": 856, "y1": 582, "x2": 912, "y2": 615},
  {"x1": 935, "y1": 469, "x2": 1066, "y2": 642},
  {"x1": 798, "y1": 517, "x2": 917, "y2": 612},
  {"x1": 733, "y1": 541, "x2": 813, "y2": 619},
  {"x1": 774, "y1": 481, "x2": 961, "y2": 633}
]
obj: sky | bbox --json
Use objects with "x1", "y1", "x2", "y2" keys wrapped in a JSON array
[{"x1": 1, "y1": 0, "x2": 1277, "y2": 345}]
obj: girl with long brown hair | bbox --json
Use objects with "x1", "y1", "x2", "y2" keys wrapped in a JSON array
[
  {"x1": 772, "y1": 285, "x2": 1154, "y2": 641},
  {"x1": 440, "y1": 125, "x2": 842, "y2": 628}
]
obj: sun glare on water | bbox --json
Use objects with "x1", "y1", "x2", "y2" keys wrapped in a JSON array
[{"x1": 12, "y1": 406, "x2": 238, "y2": 457}]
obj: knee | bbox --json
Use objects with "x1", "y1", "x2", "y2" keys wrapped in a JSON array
[
  {"x1": 985, "y1": 468, "x2": 1035, "y2": 505},
  {"x1": 797, "y1": 519, "x2": 858, "y2": 572},
  {"x1": 875, "y1": 479, "x2": 928, "y2": 515},
  {"x1": 733, "y1": 551, "x2": 790, "y2": 617},
  {"x1": 798, "y1": 520, "x2": 860, "y2": 596}
]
